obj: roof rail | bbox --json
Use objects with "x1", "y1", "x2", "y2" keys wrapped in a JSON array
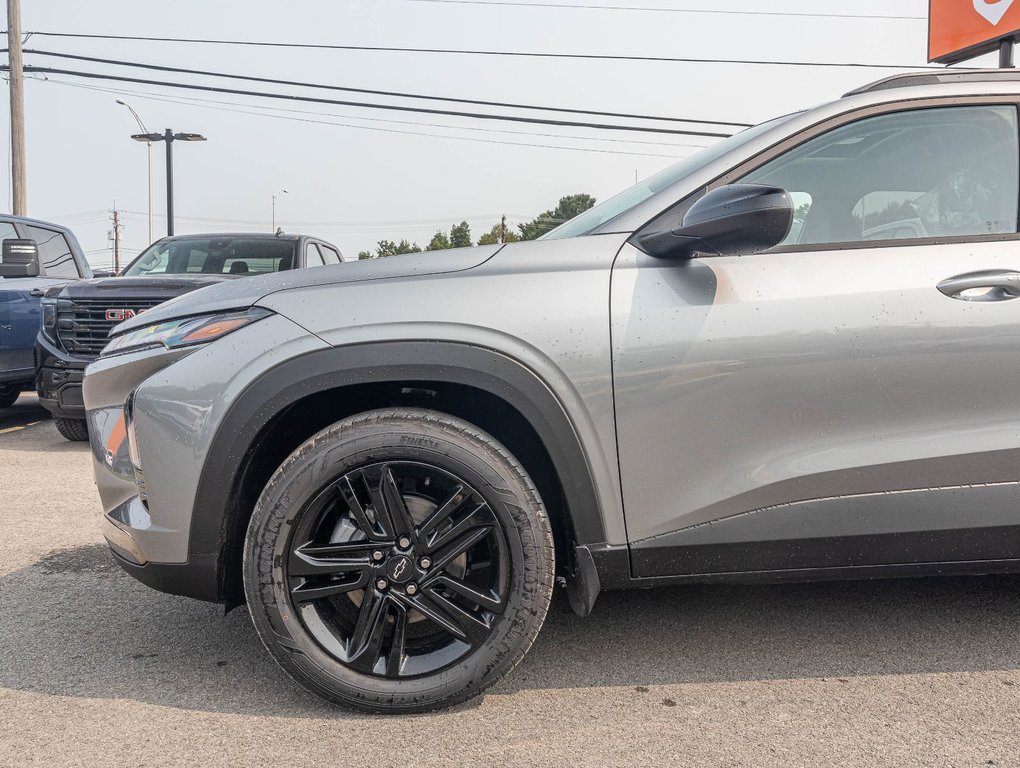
[{"x1": 844, "y1": 69, "x2": 1020, "y2": 97}]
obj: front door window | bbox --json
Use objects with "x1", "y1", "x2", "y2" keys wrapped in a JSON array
[{"x1": 739, "y1": 105, "x2": 1020, "y2": 248}]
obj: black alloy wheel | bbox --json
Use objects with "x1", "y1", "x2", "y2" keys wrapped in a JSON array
[
  {"x1": 287, "y1": 461, "x2": 509, "y2": 678},
  {"x1": 244, "y1": 408, "x2": 555, "y2": 712}
]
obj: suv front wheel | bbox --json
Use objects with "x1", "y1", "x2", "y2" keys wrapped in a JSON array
[{"x1": 243, "y1": 408, "x2": 555, "y2": 712}]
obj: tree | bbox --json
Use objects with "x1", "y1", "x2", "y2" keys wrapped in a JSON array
[
  {"x1": 518, "y1": 193, "x2": 596, "y2": 240},
  {"x1": 427, "y1": 230, "x2": 452, "y2": 251},
  {"x1": 364, "y1": 239, "x2": 422, "y2": 259},
  {"x1": 449, "y1": 221, "x2": 472, "y2": 249},
  {"x1": 362, "y1": 194, "x2": 595, "y2": 253},
  {"x1": 477, "y1": 222, "x2": 520, "y2": 245}
]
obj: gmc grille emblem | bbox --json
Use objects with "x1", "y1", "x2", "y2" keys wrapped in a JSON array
[{"x1": 105, "y1": 308, "x2": 142, "y2": 322}]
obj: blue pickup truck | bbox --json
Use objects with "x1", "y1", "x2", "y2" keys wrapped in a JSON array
[{"x1": 0, "y1": 215, "x2": 91, "y2": 408}]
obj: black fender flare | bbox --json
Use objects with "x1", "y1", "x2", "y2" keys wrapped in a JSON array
[{"x1": 188, "y1": 340, "x2": 612, "y2": 590}]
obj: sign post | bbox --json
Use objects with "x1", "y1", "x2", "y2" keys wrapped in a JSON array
[{"x1": 930, "y1": 0, "x2": 1020, "y2": 65}]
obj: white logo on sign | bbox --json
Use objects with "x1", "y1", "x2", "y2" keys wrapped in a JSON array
[{"x1": 974, "y1": 0, "x2": 1015, "y2": 26}]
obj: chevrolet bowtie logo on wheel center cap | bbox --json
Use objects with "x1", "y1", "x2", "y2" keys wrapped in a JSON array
[{"x1": 385, "y1": 555, "x2": 414, "y2": 583}]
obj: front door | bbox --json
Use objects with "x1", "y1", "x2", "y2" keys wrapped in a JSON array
[{"x1": 611, "y1": 102, "x2": 1020, "y2": 577}]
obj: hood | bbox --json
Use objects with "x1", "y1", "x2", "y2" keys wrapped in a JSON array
[
  {"x1": 53, "y1": 274, "x2": 237, "y2": 303},
  {"x1": 114, "y1": 245, "x2": 503, "y2": 333}
]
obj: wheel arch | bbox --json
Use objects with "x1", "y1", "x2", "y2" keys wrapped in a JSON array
[{"x1": 188, "y1": 341, "x2": 615, "y2": 605}]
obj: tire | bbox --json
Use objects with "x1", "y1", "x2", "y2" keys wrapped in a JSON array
[
  {"x1": 54, "y1": 417, "x2": 89, "y2": 442},
  {"x1": 243, "y1": 407, "x2": 555, "y2": 713},
  {"x1": 0, "y1": 388, "x2": 19, "y2": 409}
]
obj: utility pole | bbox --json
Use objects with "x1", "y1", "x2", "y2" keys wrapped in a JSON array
[
  {"x1": 110, "y1": 207, "x2": 122, "y2": 272},
  {"x1": 500, "y1": 214, "x2": 506, "y2": 244},
  {"x1": 7, "y1": 0, "x2": 27, "y2": 215}
]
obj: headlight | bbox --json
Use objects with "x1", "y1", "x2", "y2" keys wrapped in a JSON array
[
  {"x1": 41, "y1": 298, "x2": 58, "y2": 342},
  {"x1": 101, "y1": 307, "x2": 273, "y2": 357}
]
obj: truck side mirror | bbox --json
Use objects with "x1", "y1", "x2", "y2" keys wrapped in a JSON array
[{"x1": 0, "y1": 239, "x2": 41, "y2": 278}]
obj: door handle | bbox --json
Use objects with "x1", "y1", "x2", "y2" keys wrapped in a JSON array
[
  {"x1": 29, "y1": 288, "x2": 46, "y2": 297},
  {"x1": 937, "y1": 270, "x2": 1020, "y2": 302}
]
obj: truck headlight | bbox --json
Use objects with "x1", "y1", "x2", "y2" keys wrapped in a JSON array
[
  {"x1": 41, "y1": 297, "x2": 58, "y2": 342},
  {"x1": 102, "y1": 307, "x2": 273, "y2": 357}
]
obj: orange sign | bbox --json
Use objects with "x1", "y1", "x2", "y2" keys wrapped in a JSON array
[{"x1": 930, "y1": 0, "x2": 1020, "y2": 63}]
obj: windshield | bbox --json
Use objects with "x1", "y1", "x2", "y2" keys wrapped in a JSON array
[
  {"x1": 542, "y1": 113, "x2": 801, "y2": 240},
  {"x1": 123, "y1": 236, "x2": 298, "y2": 277}
]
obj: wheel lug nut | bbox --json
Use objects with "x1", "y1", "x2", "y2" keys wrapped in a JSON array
[
  {"x1": 372, "y1": 550, "x2": 384, "y2": 562},
  {"x1": 398, "y1": 536, "x2": 412, "y2": 550},
  {"x1": 418, "y1": 557, "x2": 432, "y2": 569},
  {"x1": 405, "y1": 583, "x2": 418, "y2": 596},
  {"x1": 376, "y1": 579, "x2": 389, "y2": 591}
]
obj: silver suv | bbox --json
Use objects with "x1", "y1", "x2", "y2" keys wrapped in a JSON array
[{"x1": 85, "y1": 70, "x2": 1020, "y2": 712}]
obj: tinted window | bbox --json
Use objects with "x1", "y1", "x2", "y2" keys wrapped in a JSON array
[
  {"x1": 740, "y1": 105, "x2": 1020, "y2": 247},
  {"x1": 0, "y1": 222, "x2": 19, "y2": 267},
  {"x1": 542, "y1": 113, "x2": 801, "y2": 240},
  {"x1": 319, "y1": 244, "x2": 342, "y2": 264},
  {"x1": 124, "y1": 237, "x2": 297, "y2": 276},
  {"x1": 24, "y1": 225, "x2": 80, "y2": 277},
  {"x1": 305, "y1": 242, "x2": 325, "y2": 267}
]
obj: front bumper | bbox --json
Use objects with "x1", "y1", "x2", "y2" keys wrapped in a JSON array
[
  {"x1": 100, "y1": 490, "x2": 220, "y2": 602},
  {"x1": 84, "y1": 311, "x2": 329, "y2": 603},
  {"x1": 37, "y1": 364, "x2": 86, "y2": 418},
  {"x1": 35, "y1": 334, "x2": 91, "y2": 419}
]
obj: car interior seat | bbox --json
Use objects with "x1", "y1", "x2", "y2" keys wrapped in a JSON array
[{"x1": 799, "y1": 199, "x2": 862, "y2": 244}]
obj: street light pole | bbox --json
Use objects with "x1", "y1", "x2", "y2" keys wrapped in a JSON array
[
  {"x1": 165, "y1": 129, "x2": 175, "y2": 236},
  {"x1": 132, "y1": 129, "x2": 206, "y2": 237},
  {"x1": 272, "y1": 189, "x2": 288, "y2": 231},
  {"x1": 116, "y1": 100, "x2": 153, "y2": 244}
]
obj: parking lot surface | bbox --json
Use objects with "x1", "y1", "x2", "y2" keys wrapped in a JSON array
[{"x1": 1, "y1": 394, "x2": 1018, "y2": 767}]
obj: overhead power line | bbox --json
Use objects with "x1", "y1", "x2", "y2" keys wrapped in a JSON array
[
  {"x1": 21, "y1": 49, "x2": 751, "y2": 127},
  {"x1": 113, "y1": 208, "x2": 544, "y2": 233},
  {"x1": 396, "y1": 0, "x2": 926, "y2": 20},
  {"x1": 15, "y1": 65, "x2": 739, "y2": 137},
  {"x1": 41, "y1": 77, "x2": 696, "y2": 158},
  {"x1": 44, "y1": 77, "x2": 711, "y2": 150},
  {"x1": 8, "y1": 32, "x2": 948, "y2": 70}
]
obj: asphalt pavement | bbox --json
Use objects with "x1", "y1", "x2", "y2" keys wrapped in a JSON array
[{"x1": 1, "y1": 394, "x2": 1018, "y2": 767}]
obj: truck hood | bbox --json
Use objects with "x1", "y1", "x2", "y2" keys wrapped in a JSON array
[
  {"x1": 114, "y1": 245, "x2": 503, "y2": 333},
  {"x1": 53, "y1": 274, "x2": 237, "y2": 303}
]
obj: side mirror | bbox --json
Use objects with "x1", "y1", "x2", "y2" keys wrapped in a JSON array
[
  {"x1": 0, "y1": 239, "x2": 41, "y2": 278},
  {"x1": 91, "y1": 269, "x2": 118, "y2": 278},
  {"x1": 638, "y1": 184, "x2": 794, "y2": 259}
]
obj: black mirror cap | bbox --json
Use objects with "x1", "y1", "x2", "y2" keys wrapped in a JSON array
[
  {"x1": 638, "y1": 184, "x2": 794, "y2": 260},
  {"x1": 0, "y1": 239, "x2": 41, "y2": 278}
]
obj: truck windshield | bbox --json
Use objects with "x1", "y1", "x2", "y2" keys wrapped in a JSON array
[
  {"x1": 123, "y1": 237, "x2": 297, "y2": 277},
  {"x1": 541, "y1": 113, "x2": 801, "y2": 240}
]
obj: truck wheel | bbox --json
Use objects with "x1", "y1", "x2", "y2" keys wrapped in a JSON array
[
  {"x1": 243, "y1": 408, "x2": 555, "y2": 713},
  {"x1": 55, "y1": 417, "x2": 89, "y2": 442},
  {"x1": 0, "y1": 387, "x2": 19, "y2": 409}
]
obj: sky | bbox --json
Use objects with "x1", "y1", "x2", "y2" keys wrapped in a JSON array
[{"x1": 1, "y1": 0, "x2": 1005, "y2": 268}]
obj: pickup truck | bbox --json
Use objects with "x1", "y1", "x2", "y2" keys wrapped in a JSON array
[
  {"x1": 0, "y1": 215, "x2": 92, "y2": 408},
  {"x1": 37, "y1": 232, "x2": 344, "y2": 439}
]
